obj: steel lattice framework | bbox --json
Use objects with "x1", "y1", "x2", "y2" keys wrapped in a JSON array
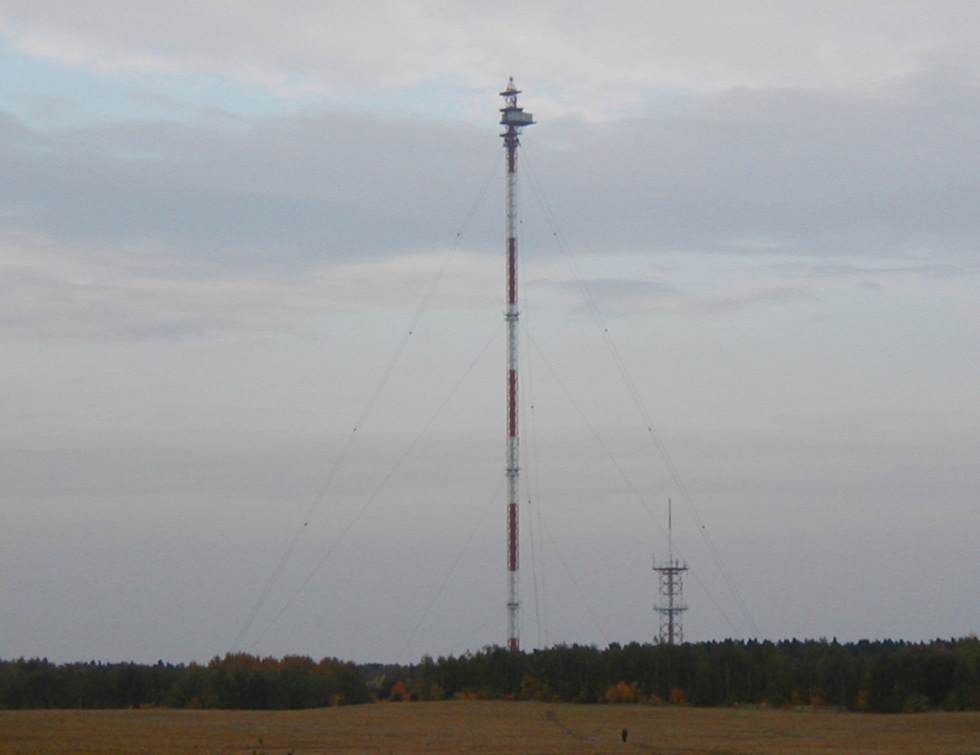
[
  {"x1": 653, "y1": 501, "x2": 688, "y2": 645},
  {"x1": 499, "y1": 79, "x2": 533, "y2": 652}
]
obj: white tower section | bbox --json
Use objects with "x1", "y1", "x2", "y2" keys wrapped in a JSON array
[{"x1": 500, "y1": 78, "x2": 533, "y2": 652}]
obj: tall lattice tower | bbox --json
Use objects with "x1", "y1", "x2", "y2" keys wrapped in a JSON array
[
  {"x1": 653, "y1": 500, "x2": 688, "y2": 645},
  {"x1": 499, "y1": 78, "x2": 533, "y2": 652}
]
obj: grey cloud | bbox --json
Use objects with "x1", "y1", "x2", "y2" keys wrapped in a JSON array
[
  {"x1": 4, "y1": 59, "x2": 980, "y2": 340},
  {"x1": 540, "y1": 274, "x2": 811, "y2": 317},
  {"x1": 530, "y1": 65, "x2": 980, "y2": 261},
  {"x1": 0, "y1": 110, "x2": 493, "y2": 267},
  {"x1": 541, "y1": 276, "x2": 675, "y2": 313},
  {"x1": 0, "y1": 225, "x2": 503, "y2": 340},
  {"x1": 7, "y1": 1, "x2": 980, "y2": 107},
  {"x1": 774, "y1": 259, "x2": 980, "y2": 281},
  {"x1": 6, "y1": 59, "x2": 980, "y2": 270}
]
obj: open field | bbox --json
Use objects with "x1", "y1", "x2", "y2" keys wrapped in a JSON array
[{"x1": 1, "y1": 701, "x2": 979, "y2": 755}]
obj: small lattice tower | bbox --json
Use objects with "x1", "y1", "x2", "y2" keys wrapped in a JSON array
[{"x1": 653, "y1": 499, "x2": 688, "y2": 645}]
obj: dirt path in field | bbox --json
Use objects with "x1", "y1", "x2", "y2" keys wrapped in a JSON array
[{"x1": 543, "y1": 707, "x2": 601, "y2": 743}]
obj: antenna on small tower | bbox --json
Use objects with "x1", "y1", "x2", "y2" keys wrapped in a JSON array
[
  {"x1": 653, "y1": 499, "x2": 688, "y2": 645},
  {"x1": 500, "y1": 78, "x2": 534, "y2": 652}
]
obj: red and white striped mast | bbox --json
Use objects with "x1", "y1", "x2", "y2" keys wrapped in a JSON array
[{"x1": 499, "y1": 78, "x2": 533, "y2": 652}]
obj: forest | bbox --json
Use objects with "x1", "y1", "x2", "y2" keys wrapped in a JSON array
[
  {"x1": 2, "y1": 637, "x2": 978, "y2": 713},
  {"x1": 390, "y1": 637, "x2": 980, "y2": 713},
  {"x1": 0, "y1": 654, "x2": 371, "y2": 710}
]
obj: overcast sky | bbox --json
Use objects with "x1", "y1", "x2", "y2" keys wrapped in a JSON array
[{"x1": 1, "y1": 1, "x2": 978, "y2": 665}]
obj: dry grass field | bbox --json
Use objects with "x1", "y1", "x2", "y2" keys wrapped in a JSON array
[{"x1": 1, "y1": 701, "x2": 978, "y2": 755}]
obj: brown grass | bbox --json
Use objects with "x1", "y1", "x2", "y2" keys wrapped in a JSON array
[{"x1": 1, "y1": 701, "x2": 978, "y2": 755}]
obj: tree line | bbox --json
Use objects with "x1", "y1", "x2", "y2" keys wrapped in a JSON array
[
  {"x1": 0, "y1": 653, "x2": 371, "y2": 709},
  {"x1": 384, "y1": 637, "x2": 980, "y2": 713},
  {"x1": 2, "y1": 637, "x2": 979, "y2": 712}
]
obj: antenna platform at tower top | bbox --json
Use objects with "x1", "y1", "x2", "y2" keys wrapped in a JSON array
[{"x1": 500, "y1": 77, "x2": 535, "y2": 129}]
